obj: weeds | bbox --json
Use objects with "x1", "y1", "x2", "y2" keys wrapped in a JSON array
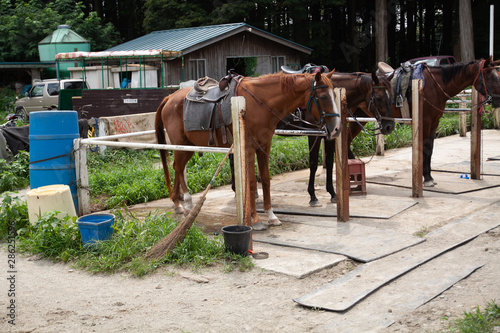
[
  {"x1": 0, "y1": 193, "x2": 29, "y2": 240},
  {"x1": 445, "y1": 300, "x2": 500, "y2": 333},
  {"x1": 11, "y1": 202, "x2": 253, "y2": 276},
  {"x1": 0, "y1": 151, "x2": 29, "y2": 192}
]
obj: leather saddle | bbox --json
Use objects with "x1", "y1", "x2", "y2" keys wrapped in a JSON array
[
  {"x1": 184, "y1": 73, "x2": 236, "y2": 146},
  {"x1": 281, "y1": 63, "x2": 329, "y2": 74},
  {"x1": 378, "y1": 61, "x2": 413, "y2": 108}
]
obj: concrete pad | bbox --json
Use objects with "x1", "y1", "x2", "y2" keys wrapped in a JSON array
[
  {"x1": 294, "y1": 201, "x2": 500, "y2": 312},
  {"x1": 368, "y1": 172, "x2": 500, "y2": 194},
  {"x1": 257, "y1": 194, "x2": 418, "y2": 219},
  {"x1": 253, "y1": 220, "x2": 425, "y2": 262},
  {"x1": 251, "y1": 243, "x2": 346, "y2": 279}
]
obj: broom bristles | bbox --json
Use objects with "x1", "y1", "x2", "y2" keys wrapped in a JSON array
[
  {"x1": 145, "y1": 196, "x2": 206, "y2": 260},
  {"x1": 145, "y1": 144, "x2": 233, "y2": 261}
]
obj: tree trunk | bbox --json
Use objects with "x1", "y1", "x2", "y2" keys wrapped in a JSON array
[
  {"x1": 375, "y1": 0, "x2": 388, "y2": 63},
  {"x1": 459, "y1": 0, "x2": 475, "y2": 61}
]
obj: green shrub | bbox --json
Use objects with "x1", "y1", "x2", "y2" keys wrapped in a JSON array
[
  {"x1": 0, "y1": 194, "x2": 29, "y2": 240},
  {"x1": 0, "y1": 151, "x2": 29, "y2": 192},
  {"x1": 17, "y1": 211, "x2": 80, "y2": 261}
]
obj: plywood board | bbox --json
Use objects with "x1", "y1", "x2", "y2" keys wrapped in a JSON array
[{"x1": 253, "y1": 221, "x2": 425, "y2": 263}]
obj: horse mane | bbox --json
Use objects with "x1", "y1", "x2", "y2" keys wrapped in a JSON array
[
  {"x1": 280, "y1": 72, "x2": 303, "y2": 96},
  {"x1": 439, "y1": 61, "x2": 477, "y2": 84}
]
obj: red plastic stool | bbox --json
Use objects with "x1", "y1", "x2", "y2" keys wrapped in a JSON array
[{"x1": 348, "y1": 159, "x2": 366, "y2": 195}]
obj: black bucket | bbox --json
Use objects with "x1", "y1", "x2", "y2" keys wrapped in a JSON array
[{"x1": 221, "y1": 225, "x2": 252, "y2": 255}]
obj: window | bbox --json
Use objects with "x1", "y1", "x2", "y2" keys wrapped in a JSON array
[
  {"x1": 47, "y1": 83, "x2": 59, "y2": 96},
  {"x1": 64, "y1": 81, "x2": 84, "y2": 90},
  {"x1": 30, "y1": 85, "x2": 44, "y2": 97},
  {"x1": 272, "y1": 56, "x2": 285, "y2": 73},
  {"x1": 189, "y1": 59, "x2": 206, "y2": 80}
]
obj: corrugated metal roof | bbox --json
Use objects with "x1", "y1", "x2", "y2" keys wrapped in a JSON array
[{"x1": 106, "y1": 23, "x2": 312, "y2": 55}]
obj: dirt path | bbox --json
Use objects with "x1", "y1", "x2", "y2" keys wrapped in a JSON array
[
  {"x1": 2, "y1": 131, "x2": 500, "y2": 332},
  {"x1": 1, "y1": 225, "x2": 499, "y2": 332}
]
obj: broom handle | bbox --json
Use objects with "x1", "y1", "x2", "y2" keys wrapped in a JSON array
[{"x1": 202, "y1": 144, "x2": 234, "y2": 196}]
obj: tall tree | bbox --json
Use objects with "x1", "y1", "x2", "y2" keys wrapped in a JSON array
[
  {"x1": 375, "y1": 0, "x2": 388, "y2": 64},
  {"x1": 459, "y1": 0, "x2": 475, "y2": 61}
]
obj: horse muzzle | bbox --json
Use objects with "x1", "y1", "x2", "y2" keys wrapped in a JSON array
[
  {"x1": 325, "y1": 123, "x2": 341, "y2": 140},
  {"x1": 380, "y1": 119, "x2": 395, "y2": 135},
  {"x1": 492, "y1": 95, "x2": 500, "y2": 108}
]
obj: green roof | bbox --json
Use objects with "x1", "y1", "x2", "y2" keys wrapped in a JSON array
[
  {"x1": 39, "y1": 25, "x2": 89, "y2": 45},
  {"x1": 106, "y1": 23, "x2": 312, "y2": 55}
]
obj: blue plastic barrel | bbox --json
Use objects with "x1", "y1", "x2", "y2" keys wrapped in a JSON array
[{"x1": 29, "y1": 111, "x2": 80, "y2": 212}]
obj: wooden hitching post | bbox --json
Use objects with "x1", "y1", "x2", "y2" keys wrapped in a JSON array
[
  {"x1": 73, "y1": 138, "x2": 91, "y2": 216},
  {"x1": 335, "y1": 88, "x2": 349, "y2": 222},
  {"x1": 411, "y1": 79, "x2": 423, "y2": 197},
  {"x1": 470, "y1": 87, "x2": 481, "y2": 180}
]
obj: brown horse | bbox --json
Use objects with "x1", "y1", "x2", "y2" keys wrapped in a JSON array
[
  {"x1": 275, "y1": 71, "x2": 395, "y2": 206},
  {"x1": 349, "y1": 56, "x2": 500, "y2": 187},
  {"x1": 155, "y1": 71, "x2": 340, "y2": 231}
]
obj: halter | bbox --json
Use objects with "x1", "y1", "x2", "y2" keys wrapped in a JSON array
[
  {"x1": 472, "y1": 59, "x2": 500, "y2": 105},
  {"x1": 367, "y1": 85, "x2": 393, "y2": 124},
  {"x1": 236, "y1": 74, "x2": 339, "y2": 130},
  {"x1": 306, "y1": 78, "x2": 340, "y2": 127}
]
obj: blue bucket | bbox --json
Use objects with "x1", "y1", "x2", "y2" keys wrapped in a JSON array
[
  {"x1": 29, "y1": 111, "x2": 80, "y2": 211},
  {"x1": 76, "y1": 213, "x2": 115, "y2": 245}
]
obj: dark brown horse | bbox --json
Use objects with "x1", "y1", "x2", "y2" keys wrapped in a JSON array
[
  {"x1": 349, "y1": 56, "x2": 500, "y2": 187},
  {"x1": 155, "y1": 71, "x2": 340, "y2": 231},
  {"x1": 275, "y1": 71, "x2": 394, "y2": 206}
]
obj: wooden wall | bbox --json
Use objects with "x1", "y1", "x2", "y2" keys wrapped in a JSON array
[{"x1": 164, "y1": 32, "x2": 306, "y2": 86}]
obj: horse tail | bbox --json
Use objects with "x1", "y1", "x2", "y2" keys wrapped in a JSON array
[{"x1": 155, "y1": 95, "x2": 173, "y2": 196}]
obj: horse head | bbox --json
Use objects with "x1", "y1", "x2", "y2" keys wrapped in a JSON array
[
  {"x1": 367, "y1": 72, "x2": 395, "y2": 135},
  {"x1": 474, "y1": 56, "x2": 500, "y2": 108},
  {"x1": 306, "y1": 71, "x2": 341, "y2": 140}
]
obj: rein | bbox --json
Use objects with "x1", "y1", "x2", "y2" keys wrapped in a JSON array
[
  {"x1": 424, "y1": 60, "x2": 495, "y2": 113},
  {"x1": 235, "y1": 75, "x2": 337, "y2": 129}
]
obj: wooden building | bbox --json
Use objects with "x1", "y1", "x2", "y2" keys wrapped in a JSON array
[{"x1": 106, "y1": 22, "x2": 312, "y2": 86}]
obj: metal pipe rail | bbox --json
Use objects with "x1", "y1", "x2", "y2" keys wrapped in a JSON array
[{"x1": 79, "y1": 138, "x2": 231, "y2": 154}]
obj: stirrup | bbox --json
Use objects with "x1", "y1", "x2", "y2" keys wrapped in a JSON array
[{"x1": 396, "y1": 95, "x2": 404, "y2": 108}]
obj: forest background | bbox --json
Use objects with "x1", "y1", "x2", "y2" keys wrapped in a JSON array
[{"x1": 0, "y1": 0, "x2": 499, "y2": 73}]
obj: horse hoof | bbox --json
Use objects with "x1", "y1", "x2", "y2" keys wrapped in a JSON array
[
  {"x1": 268, "y1": 218, "x2": 282, "y2": 226},
  {"x1": 252, "y1": 222, "x2": 268, "y2": 231},
  {"x1": 309, "y1": 200, "x2": 322, "y2": 207},
  {"x1": 330, "y1": 197, "x2": 336, "y2": 203},
  {"x1": 174, "y1": 207, "x2": 185, "y2": 215},
  {"x1": 424, "y1": 180, "x2": 435, "y2": 187}
]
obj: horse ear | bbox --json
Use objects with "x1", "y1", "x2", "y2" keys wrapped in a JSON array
[
  {"x1": 485, "y1": 55, "x2": 493, "y2": 66},
  {"x1": 372, "y1": 71, "x2": 380, "y2": 85},
  {"x1": 326, "y1": 70, "x2": 335, "y2": 79},
  {"x1": 315, "y1": 71, "x2": 322, "y2": 82}
]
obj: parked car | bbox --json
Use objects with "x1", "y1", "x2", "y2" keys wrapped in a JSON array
[
  {"x1": 408, "y1": 55, "x2": 457, "y2": 66},
  {"x1": 14, "y1": 78, "x2": 88, "y2": 121}
]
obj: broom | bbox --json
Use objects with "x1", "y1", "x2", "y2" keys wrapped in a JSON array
[{"x1": 145, "y1": 145, "x2": 234, "y2": 260}]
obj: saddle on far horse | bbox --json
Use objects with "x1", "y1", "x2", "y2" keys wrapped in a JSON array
[{"x1": 184, "y1": 72, "x2": 237, "y2": 146}]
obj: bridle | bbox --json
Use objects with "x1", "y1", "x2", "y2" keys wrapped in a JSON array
[
  {"x1": 235, "y1": 74, "x2": 339, "y2": 131},
  {"x1": 473, "y1": 59, "x2": 500, "y2": 106},
  {"x1": 306, "y1": 79, "x2": 340, "y2": 128},
  {"x1": 367, "y1": 84, "x2": 393, "y2": 124}
]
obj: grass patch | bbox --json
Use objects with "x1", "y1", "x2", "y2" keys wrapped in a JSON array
[
  {"x1": 445, "y1": 300, "x2": 500, "y2": 333},
  {"x1": 12, "y1": 201, "x2": 252, "y2": 276}
]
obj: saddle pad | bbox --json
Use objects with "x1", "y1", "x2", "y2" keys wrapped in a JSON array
[{"x1": 183, "y1": 80, "x2": 236, "y2": 132}]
